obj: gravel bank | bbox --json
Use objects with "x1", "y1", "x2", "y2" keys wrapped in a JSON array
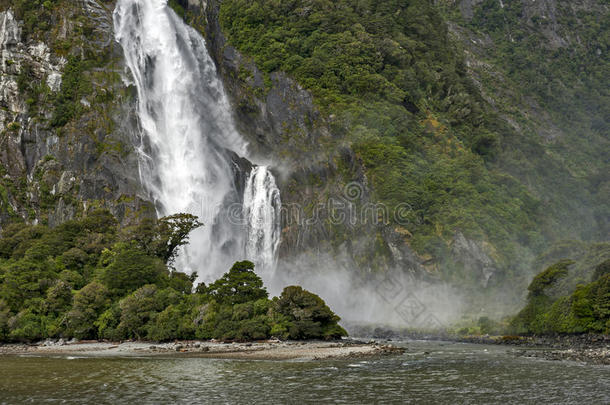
[{"x1": 0, "y1": 339, "x2": 404, "y2": 361}]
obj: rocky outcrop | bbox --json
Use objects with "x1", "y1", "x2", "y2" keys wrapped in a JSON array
[
  {"x1": 0, "y1": 3, "x2": 153, "y2": 227},
  {"x1": 203, "y1": 0, "x2": 332, "y2": 165},
  {"x1": 451, "y1": 232, "x2": 498, "y2": 287}
]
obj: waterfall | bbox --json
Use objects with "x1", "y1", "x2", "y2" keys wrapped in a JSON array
[
  {"x1": 113, "y1": 0, "x2": 280, "y2": 281},
  {"x1": 243, "y1": 166, "x2": 282, "y2": 278}
]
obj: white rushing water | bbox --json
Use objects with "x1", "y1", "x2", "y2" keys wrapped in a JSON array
[
  {"x1": 243, "y1": 166, "x2": 282, "y2": 278},
  {"x1": 113, "y1": 0, "x2": 280, "y2": 281}
]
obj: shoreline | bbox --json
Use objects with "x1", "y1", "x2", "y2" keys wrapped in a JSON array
[
  {"x1": 0, "y1": 339, "x2": 404, "y2": 361},
  {"x1": 351, "y1": 326, "x2": 610, "y2": 365},
  {"x1": 451, "y1": 334, "x2": 610, "y2": 365},
  {"x1": 3, "y1": 333, "x2": 608, "y2": 365}
]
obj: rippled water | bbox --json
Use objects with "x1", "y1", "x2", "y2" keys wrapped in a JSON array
[{"x1": 1, "y1": 341, "x2": 608, "y2": 404}]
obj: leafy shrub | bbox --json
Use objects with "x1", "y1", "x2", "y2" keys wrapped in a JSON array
[
  {"x1": 274, "y1": 286, "x2": 347, "y2": 340},
  {"x1": 207, "y1": 261, "x2": 268, "y2": 305},
  {"x1": 65, "y1": 281, "x2": 110, "y2": 339},
  {"x1": 511, "y1": 259, "x2": 610, "y2": 335},
  {"x1": 99, "y1": 244, "x2": 167, "y2": 297}
]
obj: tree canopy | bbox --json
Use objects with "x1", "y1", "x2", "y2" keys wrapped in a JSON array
[{"x1": 0, "y1": 211, "x2": 346, "y2": 342}]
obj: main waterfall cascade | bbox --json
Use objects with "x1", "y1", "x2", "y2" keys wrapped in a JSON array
[{"x1": 113, "y1": 0, "x2": 281, "y2": 281}]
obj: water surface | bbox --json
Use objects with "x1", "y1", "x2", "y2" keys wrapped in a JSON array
[{"x1": 1, "y1": 341, "x2": 608, "y2": 404}]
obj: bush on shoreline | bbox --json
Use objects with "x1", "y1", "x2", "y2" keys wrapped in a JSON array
[
  {"x1": 0, "y1": 211, "x2": 346, "y2": 342},
  {"x1": 510, "y1": 259, "x2": 610, "y2": 335}
]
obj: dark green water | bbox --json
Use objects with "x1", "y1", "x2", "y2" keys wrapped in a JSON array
[{"x1": 1, "y1": 341, "x2": 608, "y2": 404}]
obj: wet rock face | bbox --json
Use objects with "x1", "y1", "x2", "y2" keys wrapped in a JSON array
[
  {"x1": 451, "y1": 232, "x2": 498, "y2": 287},
  {"x1": 0, "y1": 11, "x2": 63, "y2": 183},
  {"x1": 203, "y1": 0, "x2": 330, "y2": 163},
  {"x1": 0, "y1": 11, "x2": 64, "y2": 122},
  {"x1": 0, "y1": 4, "x2": 153, "y2": 227}
]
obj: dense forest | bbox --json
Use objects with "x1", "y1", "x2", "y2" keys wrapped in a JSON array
[
  {"x1": 219, "y1": 0, "x2": 540, "y2": 268},
  {"x1": 0, "y1": 211, "x2": 346, "y2": 342}
]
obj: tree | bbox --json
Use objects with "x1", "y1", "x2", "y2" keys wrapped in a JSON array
[
  {"x1": 121, "y1": 213, "x2": 203, "y2": 266},
  {"x1": 0, "y1": 258, "x2": 58, "y2": 312},
  {"x1": 207, "y1": 261, "x2": 268, "y2": 306},
  {"x1": 99, "y1": 243, "x2": 167, "y2": 296},
  {"x1": 274, "y1": 286, "x2": 347, "y2": 340},
  {"x1": 117, "y1": 285, "x2": 164, "y2": 340},
  {"x1": 527, "y1": 260, "x2": 573, "y2": 298},
  {"x1": 65, "y1": 281, "x2": 110, "y2": 339},
  {"x1": 168, "y1": 271, "x2": 196, "y2": 295},
  {"x1": 44, "y1": 280, "x2": 72, "y2": 315},
  {"x1": 116, "y1": 285, "x2": 181, "y2": 340}
]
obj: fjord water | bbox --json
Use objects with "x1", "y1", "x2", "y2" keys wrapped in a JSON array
[
  {"x1": 113, "y1": 0, "x2": 281, "y2": 281},
  {"x1": 1, "y1": 341, "x2": 608, "y2": 404}
]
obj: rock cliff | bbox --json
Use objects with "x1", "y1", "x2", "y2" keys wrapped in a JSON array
[{"x1": 0, "y1": 1, "x2": 153, "y2": 227}]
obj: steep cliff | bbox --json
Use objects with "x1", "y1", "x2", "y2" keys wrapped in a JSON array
[
  {"x1": 183, "y1": 0, "x2": 531, "y2": 292},
  {"x1": 446, "y1": 0, "x2": 608, "y2": 242},
  {"x1": 0, "y1": 1, "x2": 152, "y2": 228},
  {"x1": 201, "y1": 0, "x2": 434, "y2": 285}
]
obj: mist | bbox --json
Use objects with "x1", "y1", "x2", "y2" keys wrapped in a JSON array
[{"x1": 267, "y1": 251, "x2": 466, "y2": 332}]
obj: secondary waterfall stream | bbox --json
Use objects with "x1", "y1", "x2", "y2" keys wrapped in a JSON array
[
  {"x1": 113, "y1": 0, "x2": 281, "y2": 281},
  {"x1": 243, "y1": 166, "x2": 281, "y2": 276}
]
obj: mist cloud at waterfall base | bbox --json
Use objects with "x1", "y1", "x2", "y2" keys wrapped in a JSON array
[{"x1": 268, "y1": 252, "x2": 466, "y2": 331}]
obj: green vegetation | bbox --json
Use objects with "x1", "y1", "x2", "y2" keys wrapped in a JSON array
[
  {"x1": 463, "y1": 0, "x2": 609, "y2": 243},
  {"x1": 8, "y1": 0, "x2": 58, "y2": 38},
  {"x1": 168, "y1": 0, "x2": 187, "y2": 20},
  {"x1": 16, "y1": 61, "x2": 48, "y2": 114},
  {"x1": 1, "y1": 0, "x2": 115, "y2": 130},
  {"x1": 452, "y1": 246, "x2": 610, "y2": 337},
  {"x1": 50, "y1": 56, "x2": 92, "y2": 128},
  {"x1": 510, "y1": 258, "x2": 610, "y2": 335},
  {"x1": 0, "y1": 0, "x2": 142, "y2": 227},
  {"x1": 218, "y1": 0, "x2": 544, "y2": 277},
  {"x1": 0, "y1": 211, "x2": 346, "y2": 342},
  {"x1": 470, "y1": 0, "x2": 608, "y2": 135},
  {"x1": 168, "y1": 0, "x2": 207, "y2": 32}
]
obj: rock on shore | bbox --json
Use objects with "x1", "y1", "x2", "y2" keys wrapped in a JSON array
[{"x1": 513, "y1": 348, "x2": 610, "y2": 365}]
